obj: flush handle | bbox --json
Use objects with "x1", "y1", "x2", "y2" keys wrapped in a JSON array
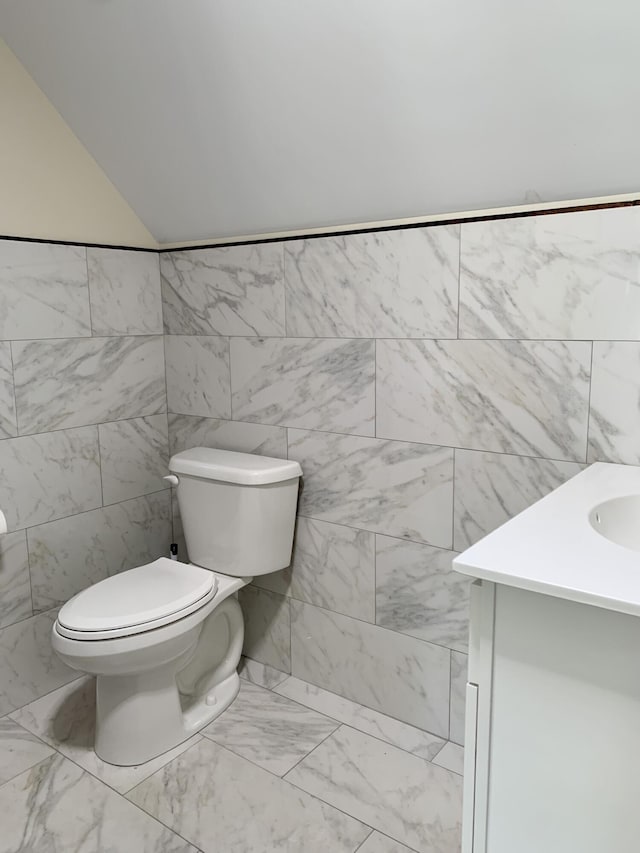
[
  {"x1": 163, "y1": 475, "x2": 179, "y2": 486},
  {"x1": 0, "y1": 509, "x2": 6, "y2": 535}
]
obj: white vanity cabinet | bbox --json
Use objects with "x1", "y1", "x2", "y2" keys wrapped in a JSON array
[{"x1": 455, "y1": 463, "x2": 640, "y2": 853}]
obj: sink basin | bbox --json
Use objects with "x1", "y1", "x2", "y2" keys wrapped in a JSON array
[
  {"x1": 454, "y1": 462, "x2": 640, "y2": 618},
  {"x1": 589, "y1": 495, "x2": 640, "y2": 551}
]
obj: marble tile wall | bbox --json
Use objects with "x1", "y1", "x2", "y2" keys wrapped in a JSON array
[
  {"x1": 0, "y1": 241, "x2": 171, "y2": 714},
  {"x1": 160, "y1": 204, "x2": 640, "y2": 745}
]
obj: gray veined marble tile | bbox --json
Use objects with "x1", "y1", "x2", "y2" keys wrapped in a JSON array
[
  {"x1": 459, "y1": 206, "x2": 640, "y2": 340},
  {"x1": 253, "y1": 517, "x2": 376, "y2": 622},
  {"x1": 0, "y1": 752, "x2": 197, "y2": 853},
  {"x1": 202, "y1": 680, "x2": 338, "y2": 775},
  {"x1": 0, "y1": 718, "x2": 54, "y2": 786},
  {"x1": 11, "y1": 677, "x2": 201, "y2": 794},
  {"x1": 168, "y1": 413, "x2": 287, "y2": 458},
  {"x1": 239, "y1": 586, "x2": 291, "y2": 672},
  {"x1": 230, "y1": 337, "x2": 375, "y2": 435},
  {"x1": 588, "y1": 342, "x2": 640, "y2": 464},
  {"x1": 433, "y1": 742, "x2": 464, "y2": 776},
  {"x1": 238, "y1": 655, "x2": 290, "y2": 689},
  {"x1": 161, "y1": 244, "x2": 285, "y2": 336},
  {"x1": 376, "y1": 338, "x2": 591, "y2": 461},
  {"x1": 0, "y1": 342, "x2": 17, "y2": 438},
  {"x1": 0, "y1": 427, "x2": 102, "y2": 531},
  {"x1": 0, "y1": 530, "x2": 32, "y2": 629},
  {"x1": 284, "y1": 226, "x2": 459, "y2": 338},
  {"x1": 288, "y1": 429, "x2": 454, "y2": 547},
  {"x1": 88, "y1": 247, "x2": 163, "y2": 335},
  {"x1": 13, "y1": 336, "x2": 166, "y2": 434},
  {"x1": 291, "y1": 600, "x2": 450, "y2": 736},
  {"x1": 453, "y1": 449, "x2": 584, "y2": 551},
  {"x1": 165, "y1": 335, "x2": 231, "y2": 418},
  {"x1": 0, "y1": 611, "x2": 77, "y2": 716},
  {"x1": 285, "y1": 725, "x2": 462, "y2": 853},
  {"x1": 375, "y1": 536, "x2": 469, "y2": 653},
  {"x1": 0, "y1": 239, "x2": 90, "y2": 341},
  {"x1": 127, "y1": 737, "x2": 370, "y2": 853},
  {"x1": 357, "y1": 832, "x2": 418, "y2": 853},
  {"x1": 99, "y1": 414, "x2": 169, "y2": 504},
  {"x1": 28, "y1": 491, "x2": 172, "y2": 612},
  {"x1": 449, "y1": 651, "x2": 467, "y2": 746},
  {"x1": 274, "y1": 677, "x2": 445, "y2": 761}
]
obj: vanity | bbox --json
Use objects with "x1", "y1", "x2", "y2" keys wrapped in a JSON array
[{"x1": 454, "y1": 462, "x2": 640, "y2": 853}]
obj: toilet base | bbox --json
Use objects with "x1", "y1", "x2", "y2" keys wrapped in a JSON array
[
  {"x1": 52, "y1": 577, "x2": 248, "y2": 767},
  {"x1": 95, "y1": 668, "x2": 241, "y2": 767},
  {"x1": 93, "y1": 596, "x2": 245, "y2": 766}
]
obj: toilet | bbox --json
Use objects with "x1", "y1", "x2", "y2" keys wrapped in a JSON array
[{"x1": 51, "y1": 447, "x2": 302, "y2": 766}]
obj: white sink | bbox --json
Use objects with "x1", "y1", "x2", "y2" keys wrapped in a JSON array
[
  {"x1": 590, "y1": 495, "x2": 640, "y2": 552},
  {"x1": 454, "y1": 462, "x2": 640, "y2": 618}
]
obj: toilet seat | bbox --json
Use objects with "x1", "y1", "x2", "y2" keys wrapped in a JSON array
[{"x1": 56, "y1": 558, "x2": 219, "y2": 641}]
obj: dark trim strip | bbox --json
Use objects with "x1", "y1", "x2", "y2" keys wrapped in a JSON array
[
  {"x1": 168, "y1": 198, "x2": 640, "y2": 251},
  {"x1": 1, "y1": 197, "x2": 638, "y2": 254},
  {"x1": 0, "y1": 234, "x2": 158, "y2": 252}
]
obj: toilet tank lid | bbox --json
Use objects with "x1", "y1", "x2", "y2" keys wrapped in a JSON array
[{"x1": 169, "y1": 447, "x2": 302, "y2": 485}]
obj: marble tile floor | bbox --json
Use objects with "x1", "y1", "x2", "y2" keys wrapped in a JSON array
[{"x1": 0, "y1": 658, "x2": 463, "y2": 853}]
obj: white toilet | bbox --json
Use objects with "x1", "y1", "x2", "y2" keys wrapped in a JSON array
[{"x1": 51, "y1": 447, "x2": 302, "y2": 766}]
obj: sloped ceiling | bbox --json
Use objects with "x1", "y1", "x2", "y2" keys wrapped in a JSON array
[{"x1": 1, "y1": 0, "x2": 639, "y2": 244}]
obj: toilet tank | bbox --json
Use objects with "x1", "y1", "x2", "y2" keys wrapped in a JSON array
[{"x1": 168, "y1": 447, "x2": 302, "y2": 577}]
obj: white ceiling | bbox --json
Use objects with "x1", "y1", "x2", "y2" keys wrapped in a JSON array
[{"x1": 1, "y1": 0, "x2": 640, "y2": 243}]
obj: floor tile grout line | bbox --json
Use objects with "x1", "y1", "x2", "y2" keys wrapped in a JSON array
[
  {"x1": 199, "y1": 721, "x2": 339, "y2": 779},
  {"x1": 243, "y1": 672, "x2": 455, "y2": 768},
  {"x1": 7, "y1": 651, "x2": 457, "y2": 795},
  {"x1": 353, "y1": 828, "x2": 376, "y2": 851},
  {"x1": 282, "y1": 722, "x2": 347, "y2": 779},
  {"x1": 282, "y1": 723, "x2": 460, "y2": 851},
  {"x1": 0, "y1": 752, "x2": 56, "y2": 793},
  {"x1": 269, "y1": 674, "x2": 452, "y2": 757},
  {"x1": 365, "y1": 829, "x2": 422, "y2": 853},
  {"x1": 430, "y1": 737, "x2": 449, "y2": 763},
  {"x1": 6, "y1": 677, "x2": 461, "y2": 848},
  {"x1": 0, "y1": 735, "x2": 197, "y2": 852},
  {"x1": 448, "y1": 650, "x2": 454, "y2": 743},
  {"x1": 5, "y1": 673, "x2": 86, "y2": 720},
  {"x1": 117, "y1": 777, "x2": 206, "y2": 849},
  {"x1": 137, "y1": 735, "x2": 377, "y2": 840},
  {"x1": 119, "y1": 735, "x2": 205, "y2": 797},
  {"x1": 7, "y1": 680, "x2": 198, "y2": 799}
]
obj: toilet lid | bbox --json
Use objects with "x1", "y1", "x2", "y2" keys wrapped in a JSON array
[{"x1": 57, "y1": 558, "x2": 217, "y2": 635}]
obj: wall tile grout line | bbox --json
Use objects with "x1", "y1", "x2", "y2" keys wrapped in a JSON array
[
  {"x1": 0, "y1": 486, "x2": 171, "y2": 547},
  {"x1": 0, "y1": 411, "x2": 171, "y2": 445},
  {"x1": 161, "y1": 330, "x2": 637, "y2": 343},
  {"x1": 584, "y1": 339, "x2": 595, "y2": 464},
  {"x1": 257, "y1": 591, "x2": 467, "y2": 658},
  {"x1": 1, "y1": 205, "x2": 635, "y2": 784},
  {"x1": 163, "y1": 413, "x2": 593, "y2": 467},
  {"x1": 456, "y1": 222, "x2": 463, "y2": 340}
]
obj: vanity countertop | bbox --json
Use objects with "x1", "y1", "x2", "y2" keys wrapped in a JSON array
[{"x1": 453, "y1": 461, "x2": 640, "y2": 617}]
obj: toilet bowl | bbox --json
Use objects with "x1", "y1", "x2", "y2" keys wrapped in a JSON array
[{"x1": 51, "y1": 447, "x2": 301, "y2": 766}]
